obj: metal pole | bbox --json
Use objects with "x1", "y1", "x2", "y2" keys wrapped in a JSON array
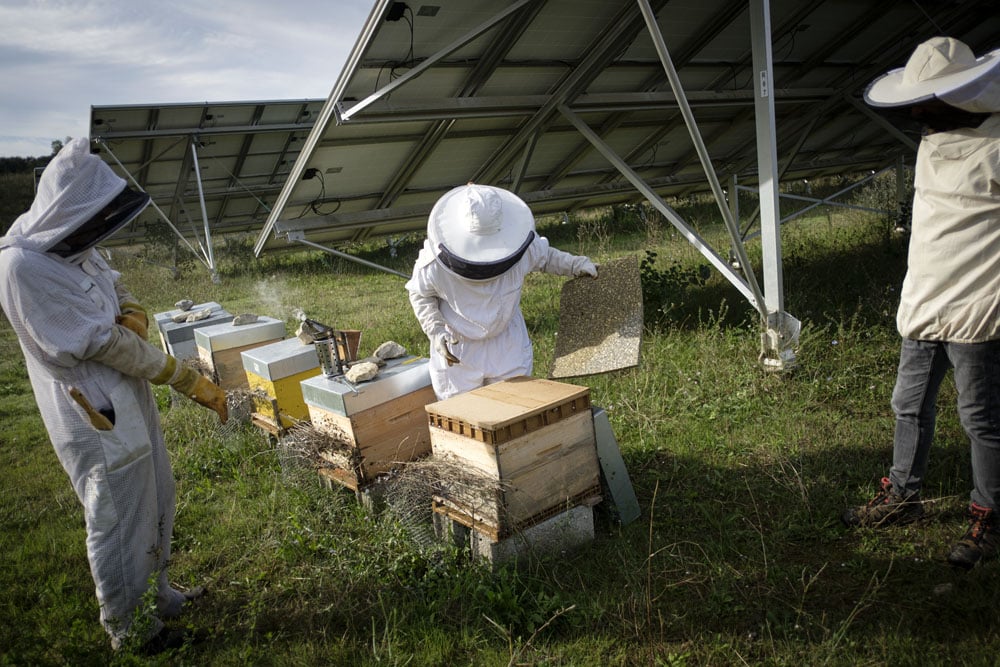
[
  {"x1": 189, "y1": 139, "x2": 220, "y2": 283},
  {"x1": 636, "y1": 0, "x2": 766, "y2": 316},
  {"x1": 287, "y1": 233, "x2": 410, "y2": 279},
  {"x1": 749, "y1": 0, "x2": 783, "y2": 315},
  {"x1": 559, "y1": 105, "x2": 757, "y2": 306}
]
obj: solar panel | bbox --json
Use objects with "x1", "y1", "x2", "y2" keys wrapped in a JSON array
[{"x1": 89, "y1": 99, "x2": 323, "y2": 260}]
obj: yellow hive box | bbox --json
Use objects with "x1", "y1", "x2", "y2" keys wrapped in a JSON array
[
  {"x1": 241, "y1": 338, "x2": 322, "y2": 432},
  {"x1": 425, "y1": 376, "x2": 601, "y2": 539},
  {"x1": 194, "y1": 316, "x2": 286, "y2": 390}
]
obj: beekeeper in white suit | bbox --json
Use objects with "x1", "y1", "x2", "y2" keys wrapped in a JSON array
[
  {"x1": 0, "y1": 138, "x2": 227, "y2": 653},
  {"x1": 407, "y1": 183, "x2": 597, "y2": 399}
]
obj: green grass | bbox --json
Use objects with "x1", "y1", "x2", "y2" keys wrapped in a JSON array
[{"x1": 1, "y1": 194, "x2": 997, "y2": 666}]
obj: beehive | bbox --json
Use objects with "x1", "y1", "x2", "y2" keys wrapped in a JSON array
[
  {"x1": 241, "y1": 337, "x2": 323, "y2": 433},
  {"x1": 426, "y1": 377, "x2": 601, "y2": 539},
  {"x1": 301, "y1": 356, "x2": 435, "y2": 490},
  {"x1": 153, "y1": 302, "x2": 231, "y2": 361},
  {"x1": 194, "y1": 316, "x2": 286, "y2": 390}
]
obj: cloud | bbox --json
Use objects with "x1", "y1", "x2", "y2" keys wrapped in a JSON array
[{"x1": 0, "y1": 0, "x2": 370, "y2": 157}]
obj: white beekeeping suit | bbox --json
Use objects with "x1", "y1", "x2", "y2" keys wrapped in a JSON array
[
  {"x1": 0, "y1": 138, "x2": 226, "y2": 651},
  {"x1": 406, "y1": 184, "x2": 597, "y2": 399}
]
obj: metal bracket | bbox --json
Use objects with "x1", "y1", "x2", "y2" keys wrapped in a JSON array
[{"x1": 759, "y1": 310, "x2": 801, "y2": 372}]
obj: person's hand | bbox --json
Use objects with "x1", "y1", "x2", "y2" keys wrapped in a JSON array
[
  {"x1": 433, "y1": 330, "x2": 460, "y2": 366},
  {"x1": 169, "y1": 366, "x2": 228, "y2": 424},
  {"x1": 116, "y1": 301, "x2": 149, "y2": 339},
  {"x1": 573, "y1": 257, "x2": 598, "y2": 278}
]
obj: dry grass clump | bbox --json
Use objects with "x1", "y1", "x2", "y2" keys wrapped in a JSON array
[
  {"x1": 279, "y1": 421, "x2": 356, "y2": 472},
  {"x1": 384, "y1": 457, "x2": 507, "y2": 545}
]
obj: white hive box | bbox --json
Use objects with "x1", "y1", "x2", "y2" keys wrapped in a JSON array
[
  {"x1": 241, "y1": 337, "x2": 322, "y2": 432},
  {"x1": 426, "y1": 377, "x2": 601, "y2": 539},
  {"x1": 301, "y1": 356, "x2": 435, "y2": 490},
  {"x1": 153, "y1": 302, "x2": 231, "y2": 361},
  {"x1": 194, "y1": 316, "x2": 286, "y2": 390}
]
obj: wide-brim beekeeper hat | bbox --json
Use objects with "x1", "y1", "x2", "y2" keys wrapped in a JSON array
[
  {"x1": 864, "y1": 36, "x2": 1000, "y2": 113},
  {"x1": 0, "y1": 137, "x2": 150, "y2": 256},
  {"x1": 428, "y1": 183, "x2": 536, "y2": 280}
]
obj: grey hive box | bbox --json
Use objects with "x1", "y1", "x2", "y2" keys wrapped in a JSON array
[{"x1": 153, "y1": 302, "x2": 231, "y2": 361}]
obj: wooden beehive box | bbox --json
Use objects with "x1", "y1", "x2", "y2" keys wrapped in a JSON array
[
  {"x1": 153, "y1": 302, "x2": 231, "y2": 362},
  {"x1": 426, "y1": 377, "x2": 600, "y2": 538},
  {"x1": 194, "y1": 317, "x2": 286, "y2": 390},
  {"x1": 241, "y1": 337, "x2": 322, "y2": 432},
  {"x1": 301, "y1": 356, "x2": 435, "y2": 490}
]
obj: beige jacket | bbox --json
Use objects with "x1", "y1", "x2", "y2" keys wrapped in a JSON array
[{"x1": 896, "y1": 113, "x2": 1000, "y2": 342}]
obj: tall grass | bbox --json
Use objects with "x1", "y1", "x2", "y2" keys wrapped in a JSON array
[{"x1": 2, "y1": 190, "x2": 997, "y2": 666}]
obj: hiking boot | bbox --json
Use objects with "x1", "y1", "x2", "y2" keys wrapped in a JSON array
[
  {"x1": 947, "y1": 502, "x2": 1000, "y2": 570},
  {"x1": 841, "y1": 476, "x2": 924, "y2": 528}
]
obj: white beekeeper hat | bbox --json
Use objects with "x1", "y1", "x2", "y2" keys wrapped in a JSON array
[
  {"x1": 428, "y1": 183, "x2": 536, "y2": 280},
  {"x1": 864, "y1": 36, "x2": 1000, "y2": 113},
  {"x1": 0, "y1": 138, "x2": 149, "y2": 255}
]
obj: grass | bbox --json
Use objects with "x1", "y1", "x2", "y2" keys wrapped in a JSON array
[{"x1": 2, "y1": 188, "x2": 998, "y2": 666}]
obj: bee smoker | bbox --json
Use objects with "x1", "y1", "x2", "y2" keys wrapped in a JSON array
[{"x1": 303, "y1": 318, "x2": 351, "y2": 378}]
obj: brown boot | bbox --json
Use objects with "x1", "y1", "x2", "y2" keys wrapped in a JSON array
[
  {"x1": 947, "y1": 502, "x2": 1000, "y2": 570},
  {"x1": 842, "y1": 476, "x2": 924, "y2": 528}
]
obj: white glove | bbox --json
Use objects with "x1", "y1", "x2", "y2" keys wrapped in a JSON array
[
  {"x1": 573, "y1": 256, "x2": 598, "y2": 278},
  {"x1": 432, "y1": 329, "x2": 460, "y2": 366}
]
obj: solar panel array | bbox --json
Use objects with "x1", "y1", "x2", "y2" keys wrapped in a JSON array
[{"x1": 253, "y1": 0, "x2": 996, "y2": 255}]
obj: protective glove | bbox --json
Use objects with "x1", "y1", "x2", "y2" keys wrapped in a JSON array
[
  {"x1": 168, "y1": 365, "x2": 228, "y2": 424},
  {"x1": 432, "y1": 329, "x2": 460, "y2": 366},
  {"x1": 116, "y1": 301, "x2": 149, "y2": 339},
  {"x1": 572, "y1": 256, "x2": 598, "y2": 278}
]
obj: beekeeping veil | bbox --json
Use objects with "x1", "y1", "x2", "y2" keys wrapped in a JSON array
[
  {"x1": 428, "y1": 183, "x2": 536, "y2": 280},
  {"x1": 864, "y1": 36, "x2": 1000, "y2": 113},
  {"x1": 0, "y1": 138, "x2": 150, "y2": 257}
]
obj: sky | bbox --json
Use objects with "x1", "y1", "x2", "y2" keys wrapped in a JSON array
[{"x1": 0, "y1": 0, "x2": 373, "y2": 158}]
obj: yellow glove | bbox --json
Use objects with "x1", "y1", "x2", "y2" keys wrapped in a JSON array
[
  {"x1": 169, "y1": 365, "x2": 228, "y2": 424},
  {"x1": 116, "y1": 301, "x2": 149, "y2": 340}
]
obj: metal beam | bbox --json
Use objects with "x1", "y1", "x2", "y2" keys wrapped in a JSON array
[
  {"x1": 338, "y1": 0, "x2": 538, "y2": 123},
  {"x1": 749, "y1": 0, "x2": 783, "y2": 316},
  {"x1": 189, "y1": 139, "x2": 220, "y2": 283},
  {"x1": 560, "y1": 104, "x2": 757, "y2": 307},
  {"x1": 636, "y1": 0, "x2": 766, "y2": 316}
]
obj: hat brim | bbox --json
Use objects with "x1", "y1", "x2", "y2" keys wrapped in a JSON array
[
  {"x1": 429, "y1": 185, "x2": 535, "y2": 264},
  {"x1": 864, "y1": 50, "x2": 1000, "y2": 108}
]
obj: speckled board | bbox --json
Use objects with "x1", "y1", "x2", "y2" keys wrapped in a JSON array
[{"x1": 549, "y1": 256, "x2": 642, "y2": 379}]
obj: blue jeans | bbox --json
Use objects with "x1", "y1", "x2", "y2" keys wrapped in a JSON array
[{"x1": 890, "y1": 338, "x2": 1000, "y2": 510}]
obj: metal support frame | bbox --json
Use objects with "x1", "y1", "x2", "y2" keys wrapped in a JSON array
[
  {"x1": 337, "y1": 0, "x2": 537, "y2": 123},
  {"x1": 94, "y1": 138, "x2": 212, "y2": 276},
  {"x1": 739, "y1": 165, "x2": 895, "y2": 240},
  {"x1": 285, "y1": 231, "x2": 409, "y2": 278},
  {"x1": 560, "y1": 105, "x2": 756, "y2": 305},
  {"x1": 748, "y1": 0, "x2": 798, "y2": 370}
]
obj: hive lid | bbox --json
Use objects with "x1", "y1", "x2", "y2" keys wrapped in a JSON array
[
  {"x1": 153, "y1": 302, "x2": 231, "y2": 343},
  {"x1": 424, "y1": 377, "x2": 590, "y2": 432},
  {"x1": 193, "y1": 316, "x2": 285, "y2": 352},
  {"x1": 241, "y1": 337, "x2": 320, "y2": 381},
  {"x1": 301, "y1": 355, "x2": 431, "y2": 416}
]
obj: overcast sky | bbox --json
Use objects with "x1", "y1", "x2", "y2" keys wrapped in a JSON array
[{"x1": 0, "y1": 0, "x2": 372, "y2": 158}]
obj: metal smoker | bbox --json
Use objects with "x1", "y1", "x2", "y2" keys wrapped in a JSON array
[{"x1": 302, "y1": 318, "x2": 352, "y2": 378}]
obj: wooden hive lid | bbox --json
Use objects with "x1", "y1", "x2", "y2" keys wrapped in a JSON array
[{"x1": 425, "y1": 377, "x2": 591, "y2": 445}]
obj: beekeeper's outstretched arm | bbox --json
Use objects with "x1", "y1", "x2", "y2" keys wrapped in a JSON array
[
  {"x1": 535, "y1": 237, "x2": 597, "y2": 278},
  {"x1": 89, "y1": 324, "x2": 228, "y2": 423}
]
